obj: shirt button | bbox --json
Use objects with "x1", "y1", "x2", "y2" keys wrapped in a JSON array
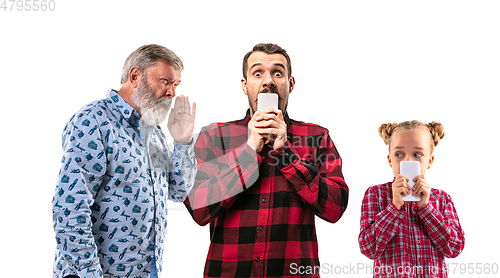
[
  {"x1": 259, "y1": 226, "x2": 264, "y2": 231},
  {"x1": 137, "y1": 127, "x2": 141, "y2": 130},
  {"x1": 262, "y1": 198, "x2": 267, "y2": 203},
  {"x1": 255, "y1": 257, "x2": 260, "y2": 262}
]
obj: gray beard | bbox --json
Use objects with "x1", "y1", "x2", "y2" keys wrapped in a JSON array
[{"x1": 132, "y1": 79, "x2": 172, "y2": 126}]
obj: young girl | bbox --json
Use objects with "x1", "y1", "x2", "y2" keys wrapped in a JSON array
[{"x1": 358, "y1": 120, "x2": 465, "y2": 277}]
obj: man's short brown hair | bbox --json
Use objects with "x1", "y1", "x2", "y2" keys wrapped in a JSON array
[{"x1": 242, "y1": 43, "x2": 292, "y2": 80}]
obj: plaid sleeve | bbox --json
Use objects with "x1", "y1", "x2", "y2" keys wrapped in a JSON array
[
  {"x1": 417, "y1": 191, "x2": 465, "y2": 258},
  {"x1": 358, "y1": 185, "x2": 404, "y2": 259},
  {"x1": 184, "y1": 125, "x2": 262, "y2": 226},
  {"x1": 272, "y1": 129, "x2": 348, "y2": 223}
]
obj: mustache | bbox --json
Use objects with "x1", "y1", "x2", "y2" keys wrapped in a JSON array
[
  {"x1": 259, "y1": 87, "x2": 278, "y2": 94},
  {"x1": 156, "y1": 96, "x2": 171, "y2": 107}
]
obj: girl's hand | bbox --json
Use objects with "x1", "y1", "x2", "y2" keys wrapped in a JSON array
[
  {"x1": 392, "y1": 174, "x2": 411, "y2": 210},
  {"x1": 413, "y1": 175, "x2": 431, "y2": 209}
]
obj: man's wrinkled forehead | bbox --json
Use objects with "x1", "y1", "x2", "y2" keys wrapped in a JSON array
[{"x1": 247, "y1": 52, "x2": 288, "y2": 74}]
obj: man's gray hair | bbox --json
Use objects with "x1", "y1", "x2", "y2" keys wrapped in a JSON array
[{"x1": 120, "y1": 44, "x2": 184, "y2": 84}]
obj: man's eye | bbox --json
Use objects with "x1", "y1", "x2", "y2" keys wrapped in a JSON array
[
  {"x1": 274, "y1": 71, "x2": 282, "y2": 77},
  {"x1": 254, "y1": 72, "x2": 262, "y2": 77}
]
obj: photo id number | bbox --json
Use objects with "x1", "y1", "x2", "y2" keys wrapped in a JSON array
[{"x1": 1, "y1": 0, "x2": 55, "y2": 12}]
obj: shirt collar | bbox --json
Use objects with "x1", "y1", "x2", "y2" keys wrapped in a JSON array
[{"x1": 107, "y1": 89, "x2": 141, "y2": 127}]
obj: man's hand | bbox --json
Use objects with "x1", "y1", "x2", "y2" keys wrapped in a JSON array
[
  {"x1": 247, "y1": 108, "x2": 287, "y2": 152},
  {"x1": 247, "y1": 111, "x2": 265, "y2": 153},
  {"x1": 392, "y1": 174, "x2": 411, "y2": 210},
  {"x1": 167, "y1": 95, "x2": 196, "y2": 145}
]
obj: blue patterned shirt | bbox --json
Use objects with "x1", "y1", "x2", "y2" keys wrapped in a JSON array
[{"x1": 52, "y1": 90, "x2": 196, "y2": 278}]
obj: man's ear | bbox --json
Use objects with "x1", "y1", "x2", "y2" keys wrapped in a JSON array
[
  {"x1": 289, "y1": 76, "x2": 295, "y2": 93},
  {"x1": 241, "y1": 78, "x2": 247, "y2": 95},
  {"x1": 129, "y1": 67, "x2": 142, "y2": 88}
]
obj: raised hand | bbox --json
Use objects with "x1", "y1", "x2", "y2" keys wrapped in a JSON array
[{"x1": 167, "y1": 95, "x2": 196, "y2": 145}]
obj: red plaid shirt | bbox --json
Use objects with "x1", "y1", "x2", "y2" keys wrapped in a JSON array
[
  {"x1": 358, "y1": 182, "x2": 465, "y2": 278},
  {"x1": 184, "y1": 110, "x2": 349, "y2": 277}
]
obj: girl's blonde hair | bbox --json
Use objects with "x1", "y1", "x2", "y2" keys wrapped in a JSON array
[{"x1": 378, "y1": 120, "x2": 445, "y2": 153}]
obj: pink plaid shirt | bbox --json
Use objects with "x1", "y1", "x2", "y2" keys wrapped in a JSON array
[{"x1": 359, "y1": 181, "x2": 465, "y2": 277}]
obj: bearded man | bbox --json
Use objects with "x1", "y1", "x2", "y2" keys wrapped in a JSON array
[{"x1": 52, "y1": 44, "x2": 196, "y2": 278}]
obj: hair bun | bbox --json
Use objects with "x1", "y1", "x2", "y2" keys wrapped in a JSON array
[
  {"x1": 378, "y1": 122, "x2": 397, "y2": 145},
  {"x1": 426, "y1": 121, "x2": 445, "y2": 146}
]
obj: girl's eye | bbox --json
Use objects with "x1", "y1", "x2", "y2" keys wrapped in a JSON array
[
  {"x1": 414, "y1": 153, "x2": 423, "y2": 158},
  {"x1": 395, "y1": 153, "x2": 404, "y2": 158}
]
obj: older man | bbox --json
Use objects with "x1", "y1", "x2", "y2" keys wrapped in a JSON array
[
  {"x1": 185, "y1": 43, "x2": 349, "y2": 277},
  {"x1": 52, "y1": 44, "x2": 196, "y2": 278}
]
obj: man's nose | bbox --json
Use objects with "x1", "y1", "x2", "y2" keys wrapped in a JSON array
[
  {"x1": 165, "y1": 84, "x2": 176, "y2": 98},
  {"x1": 262, "y1": 73, "x2": 276, "y2": 88}
]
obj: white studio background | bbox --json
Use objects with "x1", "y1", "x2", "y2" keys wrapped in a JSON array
[{"x1": 1, "y1": 1, "x2": 499, "y2": 277}]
